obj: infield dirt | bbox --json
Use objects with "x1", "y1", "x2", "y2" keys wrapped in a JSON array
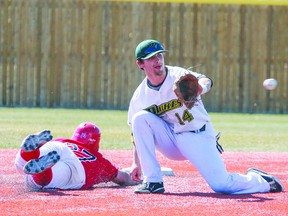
[{"x1": 1, "y1": 150, "x2": 287, "y2": 216}]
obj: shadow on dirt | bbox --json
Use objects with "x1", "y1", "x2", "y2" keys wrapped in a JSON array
[{"x1": 163, "y1": 191, "x2": 274, "y2": 202}]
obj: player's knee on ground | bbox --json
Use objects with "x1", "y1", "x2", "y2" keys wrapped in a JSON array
[
  {"x1": 209, "y1": 181, "x2": 231, "y2": 193},
  {"x1": 207, "y1": 175, "x2": 236, "y2": 194}
]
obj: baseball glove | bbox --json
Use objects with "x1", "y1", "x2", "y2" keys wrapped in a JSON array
[{"x1": 173, "y1": 73, "x2": 199, "y2": 109}]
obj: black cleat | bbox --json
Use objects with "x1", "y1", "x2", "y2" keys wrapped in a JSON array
[
  {"x1": 246, "y1": 168, "x2": 284, "y2": 193},
  {"x1": 134, "y1": 182, "x2": 165, "y2": 194}
]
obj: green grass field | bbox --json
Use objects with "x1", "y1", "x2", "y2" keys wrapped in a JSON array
[{"x1": 0, "y1": 107, "x2": 287, "y2": 152}]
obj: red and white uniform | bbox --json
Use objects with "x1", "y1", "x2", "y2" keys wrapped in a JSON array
[{"x1": 15, "y1": 138, "x2": 118, "y2": 190}]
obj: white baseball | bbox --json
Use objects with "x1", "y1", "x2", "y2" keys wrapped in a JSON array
[{"x1": 263, "y1": 78, "x2": 278, "y2": 90}]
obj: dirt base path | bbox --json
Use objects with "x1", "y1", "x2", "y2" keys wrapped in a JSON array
[{"x1": 1, "y1": 150, "x2": 287, "y2": 216}]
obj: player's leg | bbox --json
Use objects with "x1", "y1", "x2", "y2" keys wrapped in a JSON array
[
  {"x1": 23, "y1": 141, "x2": 63, "y2": 189},
  {"x1": 25, "y1": 141, "x2": 85, "y2": 190},
  {"x1": 132, "y1": 110, "x2": 184, "y2": 184},
  {"x1": 19, "y1": 141, "x2": 60, "y2": 176},
  {"x1": 26, "y1": 161, "x2": 81, "y2": 190},
  {"x1": 175, "y1": 122, "x2": 271, "y2": 194},
  {"x1": 15, "y1": 130, "x2": 53, "y2": 174}
]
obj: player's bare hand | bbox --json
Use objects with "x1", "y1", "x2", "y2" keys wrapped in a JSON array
[
  {"x1": 113, "y1": 170, "x2": 141, "y2": 186},
  {"x1": 130, "y1": 165, "x2": 142, "y2": 182}
]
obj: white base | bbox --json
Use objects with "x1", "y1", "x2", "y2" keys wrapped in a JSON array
[{"x1": 121, "y1": 167, "x2": 175, "y2": 176}]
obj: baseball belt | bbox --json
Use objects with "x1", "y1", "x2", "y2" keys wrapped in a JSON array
[{"x1": 191, "y1": 125, "x2": 206, "y2": 133}]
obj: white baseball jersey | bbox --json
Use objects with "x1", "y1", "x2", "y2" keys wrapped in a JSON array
[{"x1": 128, "y1": 65, "x2": 210, "y2": 133}]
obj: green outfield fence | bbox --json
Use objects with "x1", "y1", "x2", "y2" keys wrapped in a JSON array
[{"x1": 0, "y1": 0, "x2": 287, "y2": 113}]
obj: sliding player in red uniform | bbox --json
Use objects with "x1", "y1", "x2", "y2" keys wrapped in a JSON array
[{"x1": 15, "y1": 122, "x2": 137, "y2": 190}]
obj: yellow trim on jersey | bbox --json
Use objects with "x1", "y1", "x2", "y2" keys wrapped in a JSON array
[
  {"x1": 145, "y1": 99, "x2": 182, "y2": 116},
  {"x1": 93, "y1": 0, "x2": 288, "y2": 6}
]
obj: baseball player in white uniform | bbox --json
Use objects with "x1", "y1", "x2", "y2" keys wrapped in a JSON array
[{"x1": 127, "y1": 39, "x2": 284, "y2": 194}]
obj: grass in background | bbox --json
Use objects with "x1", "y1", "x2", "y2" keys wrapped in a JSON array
[
  {"x1": 0, "y1": 107, "x2": 129, "y2": 150},
  {"x1": 0, "y1": 107, "x2": 287, "y2": 152},
  {"x1": 210, "y1": 113, "x2": 288, "y2": 152}
]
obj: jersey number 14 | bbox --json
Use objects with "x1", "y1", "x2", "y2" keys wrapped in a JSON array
[{"x1": 175, "y1": 110, "x2": 194, "y2": 125}]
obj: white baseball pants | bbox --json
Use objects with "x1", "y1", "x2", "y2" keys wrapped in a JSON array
[{"x1": 132, "y1": 110, "x2": 270, "y2": 194}]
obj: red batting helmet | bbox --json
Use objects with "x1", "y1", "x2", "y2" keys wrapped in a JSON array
[{"x1": 71, "y1": 122, "x2": 101, "y2": 151}]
